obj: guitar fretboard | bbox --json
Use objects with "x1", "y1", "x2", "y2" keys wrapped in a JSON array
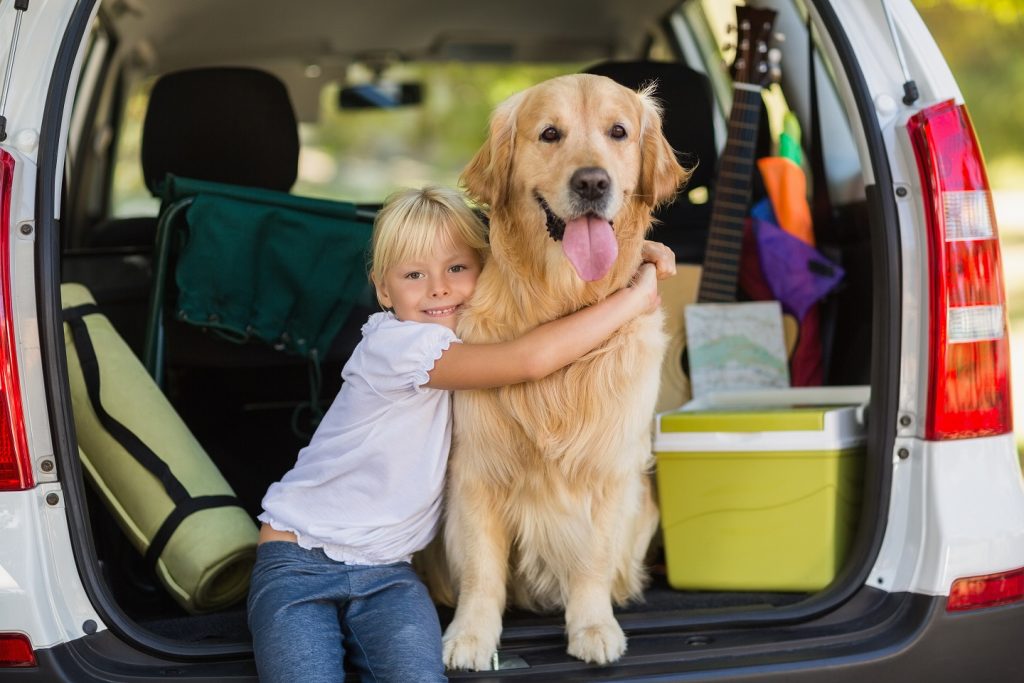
[{"x1": 696, "y1": 83, "x2": 763, "y2": 304}]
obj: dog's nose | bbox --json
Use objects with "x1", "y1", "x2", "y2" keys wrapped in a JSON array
[{"x1": 570, "y1": 167, "x2": 611, "y2": 201}]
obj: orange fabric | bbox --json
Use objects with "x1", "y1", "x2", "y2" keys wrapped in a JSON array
[{"x1": 757, "y1": 157, "x2": 814, "y2": 246}]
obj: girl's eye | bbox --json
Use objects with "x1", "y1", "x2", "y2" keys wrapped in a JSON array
[
  {"x1": 540, "y1": 126, "x2": 561, "y2": 143},
  {"x1": 610, "y1": 124, "x2": 627, "y2": 140},
  {"x1": 450, "y1": 264, "x2": 467, "y2": 273},
  {"x1": 404, "y1": 271, "x2": 423, "y2": 280}
]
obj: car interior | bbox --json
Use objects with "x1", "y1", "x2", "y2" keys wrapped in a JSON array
[{"x1": 58, "y1": 0, "x2": 878, "y2": 652}]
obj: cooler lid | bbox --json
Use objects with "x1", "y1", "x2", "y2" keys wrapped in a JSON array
[
  {"x1": 655, "y1": 386, "x2": 870, "y2": 452},
  {"x1": 660, "y1": 406, "x2": 833, "y2": 433}
]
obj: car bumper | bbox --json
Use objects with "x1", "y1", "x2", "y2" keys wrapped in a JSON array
[{"x1": 10, "y1": 590, "x2": 1024, "y2": 682}]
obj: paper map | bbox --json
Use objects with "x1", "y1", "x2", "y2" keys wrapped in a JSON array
[{"x1": 684, "y1": 301, "x2": 790, "y2": 398}]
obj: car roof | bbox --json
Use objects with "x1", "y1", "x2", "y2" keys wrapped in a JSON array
[{"x1": 111, "y1": 0, "x2": 683, "y2": 72}]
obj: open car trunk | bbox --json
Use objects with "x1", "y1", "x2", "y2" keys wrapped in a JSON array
[{"x1": 42, "y1": 0, "x2": 900, "y2": 672}]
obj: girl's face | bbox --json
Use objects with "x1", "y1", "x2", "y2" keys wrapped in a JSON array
[{"x1": 374, "y1": 236, "x2": 482, "y2": 331}]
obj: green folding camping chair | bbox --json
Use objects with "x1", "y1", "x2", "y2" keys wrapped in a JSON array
[{"x1": 142, "y1": 174, "x2": 375, "y2": 390}]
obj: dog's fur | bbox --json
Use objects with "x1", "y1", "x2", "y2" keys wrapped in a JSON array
[{"x1": 435, "y1": 74, "x2": 687, "y2": 669}]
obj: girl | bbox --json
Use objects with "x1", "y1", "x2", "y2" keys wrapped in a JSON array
[{"x1": 247, "y1": 186, "x2": 673, "y2": 682}]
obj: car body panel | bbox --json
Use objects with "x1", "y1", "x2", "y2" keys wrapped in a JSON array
[
  {"x1": 870, "y1": 433, "x2": 1024, "y2": 596},
  {"x1": 0, "y1": 484, "x2": 103, "y2": 650}
]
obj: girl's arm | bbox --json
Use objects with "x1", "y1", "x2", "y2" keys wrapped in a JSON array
[{"x1": 425, "y1": 263, "x2": 661, "y2": 391}]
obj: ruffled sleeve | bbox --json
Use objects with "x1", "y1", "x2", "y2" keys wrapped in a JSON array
[{"x1": 356, "y1": 314, "x2": 460, "y2": 395}]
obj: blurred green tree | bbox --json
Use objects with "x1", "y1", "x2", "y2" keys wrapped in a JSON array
[
  {"x1": 914, "y1": 0, "x2": 1024, "y2": 186},
  {"x1": 917, "y1": 0, "x2": 1024, "y2": 23}
]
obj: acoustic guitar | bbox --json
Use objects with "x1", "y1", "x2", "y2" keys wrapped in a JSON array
[{"x1": 656, "y1": 6, "x2": 794, "y2": 412}]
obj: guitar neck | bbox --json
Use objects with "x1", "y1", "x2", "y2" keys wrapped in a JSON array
[{"x1": 697, "y1": 83, "x2": 763, "y2": 304}]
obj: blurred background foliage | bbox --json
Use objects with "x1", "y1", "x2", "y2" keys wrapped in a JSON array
[{"x1": 914, "y1": 0, "x2": 1024, "y2": 188}]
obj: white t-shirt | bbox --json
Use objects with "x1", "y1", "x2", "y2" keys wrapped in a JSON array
[{"x1": 258, "y1": 312, "x2": 460, "y2": 565}]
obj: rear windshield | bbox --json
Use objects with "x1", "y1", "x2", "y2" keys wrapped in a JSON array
[{"x1": 110, "y1": 63, "x2": 583, "y2": 215}]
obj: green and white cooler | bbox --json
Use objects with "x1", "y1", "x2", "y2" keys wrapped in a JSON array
[{"x1": 654, "y1": 386, "x2": 869, "y2": 592}]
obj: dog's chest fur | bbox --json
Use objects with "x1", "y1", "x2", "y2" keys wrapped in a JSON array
[
  {"x1": 451, "y1": 207, "x2": 666, "y2": 477},
  {"x1": 455, "y1": 302, "x2": 665, "y2": 477}
]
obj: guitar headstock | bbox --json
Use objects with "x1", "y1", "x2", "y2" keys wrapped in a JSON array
[{"x1": 729, "y1": 6, "x2": 779, "y2": 88}]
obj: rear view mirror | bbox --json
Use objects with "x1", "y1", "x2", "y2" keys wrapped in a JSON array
[{"x1": 338, "y1": 82, "x2": 423, "y2": 109}]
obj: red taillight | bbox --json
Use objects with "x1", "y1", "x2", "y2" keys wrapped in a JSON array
[
  {"x1": 908, "y1": 100, "x2": 1012, "y2": 440},
  {"x1": 947, "y1": 566, "x2": 1024, "y2": 612},
  {"x1": 0, "y1": 149, "x2": 31, "y2": 490},
  {"x1": 0, "y1": 633, "x2": 36, "y2": 667}
]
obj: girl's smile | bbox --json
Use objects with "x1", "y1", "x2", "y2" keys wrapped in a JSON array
[{"x1": 374, "y1": 238, "x2": 482, "y2": 331}]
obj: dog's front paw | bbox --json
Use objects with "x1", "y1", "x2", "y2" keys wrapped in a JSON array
[
  {"x1": 443, "y1": 631, "x2": 497, "y2": 671},
  {"x1": 567, "y1": 621, "x2": 627, "y2": 665}
]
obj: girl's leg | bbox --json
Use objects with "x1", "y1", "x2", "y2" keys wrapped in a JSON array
[
  {"x1": 247, "y1": 542, "x2": 349, "y2": 683},
  {"x1": 342, "y1": 563, "x2": 447, "y2": 683}
]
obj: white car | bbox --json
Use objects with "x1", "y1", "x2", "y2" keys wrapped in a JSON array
[{"x1": 1, "y1": 0, "x2": 1022, "y2": 680}]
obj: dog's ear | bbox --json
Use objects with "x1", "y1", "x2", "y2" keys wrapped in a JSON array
[
  {"x1": 637, "y1": 85, "x2": 690, "y2": 207},
  {"x1": 461, "y1": 91, "x2": 523, "y2": 207}
]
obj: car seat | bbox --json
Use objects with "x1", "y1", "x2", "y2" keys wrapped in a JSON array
[
  {"x1": 133, "y1": 66, "x2": 371, "y2": 368},
  {"x1": 122, "y1": 70, "x2": 374, "y2": 480},
  {"x1": 74, "y1": 68, "x2": 307, "y2": 355},
  {"x1": 85, "y1": 67, "x2": 300, "y2": 250}
]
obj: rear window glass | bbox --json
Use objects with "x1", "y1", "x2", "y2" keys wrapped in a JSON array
[{"x1": 110, "y1": 63, "x2": 582, "y2": 215}]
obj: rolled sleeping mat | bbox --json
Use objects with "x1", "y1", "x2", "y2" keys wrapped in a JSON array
[{"x1": 61, "y1": 283, "x2": 258, "y2": 614}]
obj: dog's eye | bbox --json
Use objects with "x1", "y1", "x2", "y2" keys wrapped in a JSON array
[
  {"x1": 540, "y1": 126, "x2": 561, "y2": 143},
  {"x1": 609, "y1": 124, "x2": 628, "y2": 140}
]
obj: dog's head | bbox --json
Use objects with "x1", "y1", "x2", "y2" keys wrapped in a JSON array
[{"x1": 462, "y1": 74, "x2": 688, "y2": 283}]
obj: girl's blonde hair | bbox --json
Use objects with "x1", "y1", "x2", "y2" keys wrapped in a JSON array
[{"x1": 369, "y1": 186, "x2": 489, "y2": 284}]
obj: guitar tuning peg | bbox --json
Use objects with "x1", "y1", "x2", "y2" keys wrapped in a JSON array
[
  {"x1": 770, "y1": 65, "x2": 782, "y2": 83},
  {"x1": 774, "y1": 32, "x2": 786, "y2": 43}
]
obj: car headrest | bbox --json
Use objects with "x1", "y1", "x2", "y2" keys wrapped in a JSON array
[
  {"x1": 584, "y1": 60, "x2": 716, "y2": 192},
  {"x1": 141, "y1": 67, "x2": 300, "y2": 195}
]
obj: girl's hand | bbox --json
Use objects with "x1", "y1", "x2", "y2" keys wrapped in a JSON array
[
  {"x1": 641, "y1": 240, "x2": 677, "y2": 280},
  {"x1": 629, "y1": 262, "x2": 662, "y2": 314}
]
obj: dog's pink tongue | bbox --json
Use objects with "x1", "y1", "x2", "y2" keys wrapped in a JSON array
[{"x1": 562, "y1": 216, "x2": 617, "y2": 281}]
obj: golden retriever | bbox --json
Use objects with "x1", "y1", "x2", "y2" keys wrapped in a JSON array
[{"x1": 438, "y1": 73, "x2": 687, "y2": 669}]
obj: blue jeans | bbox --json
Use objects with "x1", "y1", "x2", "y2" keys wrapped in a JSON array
[{"x1": 247, "y1": 541, "x2": 447, "y2": 683}]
